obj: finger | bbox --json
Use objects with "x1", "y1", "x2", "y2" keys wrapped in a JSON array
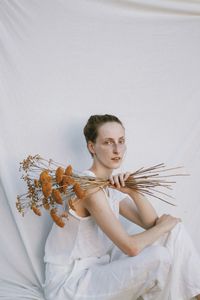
[
  {"x1": 113, "y1": 175, "x2": 121, "y2": 188},
  {"x1": 119, "y1": 173, "x2": 125, "y2": 187},
  {"x1": 124, "y1": 172, "x2": 131, "y2": 181},
  {"x1": 109, "y1": 175, "x2": 114, "y2": 185}
]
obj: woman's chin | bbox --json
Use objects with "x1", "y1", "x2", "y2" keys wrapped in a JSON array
[{"x1": 110, "y1": 160, "x2": 122, "y2": 168}]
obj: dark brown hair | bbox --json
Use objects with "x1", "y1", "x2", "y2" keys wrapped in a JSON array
[{"x1": 83, "y1": 114, "x2": 124, "y2": 156}]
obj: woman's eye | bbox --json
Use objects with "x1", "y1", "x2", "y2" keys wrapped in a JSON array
[
  {"x1": 104, "y1": 141, "x2": 112, "y2": 145},
  {"x1": 104, "y1": 140, "x2": 125, "y2": 145}
]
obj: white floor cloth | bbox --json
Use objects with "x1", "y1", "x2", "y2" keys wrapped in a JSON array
[{"x1": 1, "y1": 0, "x2": 200, "y2": 299}]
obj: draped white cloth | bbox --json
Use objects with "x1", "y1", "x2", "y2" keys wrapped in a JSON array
[{"x1": 0, "y1": 0, "x2": 200, "y2": 299}]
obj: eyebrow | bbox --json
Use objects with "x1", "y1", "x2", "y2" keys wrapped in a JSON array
[{"x1": 104, "y1": 137, "x2": 125, "y2": 141}]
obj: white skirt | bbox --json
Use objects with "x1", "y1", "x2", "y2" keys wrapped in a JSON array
[{"x1": 43, "y1": 223, "x2": 200, "y2": 300}]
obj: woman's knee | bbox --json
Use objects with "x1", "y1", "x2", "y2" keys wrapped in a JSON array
[{"x1": 144, "y1": 245, "x2": 172, "y2": 266}]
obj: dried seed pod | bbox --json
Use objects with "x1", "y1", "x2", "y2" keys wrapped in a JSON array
[
  {"x1": 68, "y1": 198, "x2": 76, "y2": 211},
  {"x1": 61, "y1": 175, "x2": 69, "y2": 193},
  {"x1": 65, "y1": 165, "x2": 73, "y2": 176},
  {"x1": 50, "y1": 208, "x2": 65, "y2": 227},
  {"x1": 32, "y1": 205, "x2": 42, "y2": 216},
  {"x1": 49, "y1": 196, "x2": 55, "y2": 205},
  {"x1": 61, "y1": 211, "x2": 68, "y2": 218},
  {"x1": 34, "y1": 179, "x2": 40, "y2": 188},
  {"x1": 42, "y1": 198, "x2": 50, "y2": 210},
  {"x1": 52, "y1": 189, "x2": 63, "y2": 205},
  {"x1": 65, "y1": 176, "x2": 76, "y2": 185},
  {"x1": 73, "y1": 183, "x2": 86, "y2": 199},
  {"x1": 40, "y1": 170, "x2": 51, "y2": 184},
  {"x1": 16, "y1": 200, "x2": 20, "y2": 211},
  {"x1": 44, "y1": 203, "x2": 50, "y2": 210},
  {"x1": 50, "y1": 208, "x2": 59, "y2": 222},
  {"x1": 55, "y1": 167, "x2": 64, "y2": 184},
  {"x1": 51, "y1": 212, "x2": 60, "y2": 222},
  {"x1": 55, "y1": 217, "x2": 65, "y2": 228},
  {"x1": 42, "y1": 182, "x2": 52, "y2": 198},
  {"x1": 50, "y1": 208, "x2": 57, "y2": 216}
]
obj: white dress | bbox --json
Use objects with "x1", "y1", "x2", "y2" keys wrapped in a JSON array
[{"x1": 43, "y1": 170, "x2": 200, "y2": 300}]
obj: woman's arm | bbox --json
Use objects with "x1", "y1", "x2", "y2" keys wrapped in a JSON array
[
  {"x1": 83, "y1": 188, "x2": 181, "y2": 256},
  {"x1": 119, "y1": 196, "x2": 154, "y2": 229},
  {"x1": 125, "y1": 190, "x2": 158, "y2": 229},
  {"x1": 83, "y1": 188, "x2": 137, "y2": 256},
  {"x1": 129, "y1": 214, "x2": 181, "y2": 255},
  {"x1": 109, "y1": 172, "x2": 158, "y2": 228}
]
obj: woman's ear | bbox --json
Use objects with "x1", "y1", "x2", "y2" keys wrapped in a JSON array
[{"x1": 87, "y1": 141, "x2": 95, "y2": 156}]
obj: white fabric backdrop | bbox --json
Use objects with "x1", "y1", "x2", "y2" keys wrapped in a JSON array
[{"x1": 0, "y1": 0, "x2": 200, "y2": 299}]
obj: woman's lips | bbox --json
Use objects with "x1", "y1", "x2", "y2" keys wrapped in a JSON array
[{"x1": 111, "y1": 157, "x2": 121, "y2": 161}]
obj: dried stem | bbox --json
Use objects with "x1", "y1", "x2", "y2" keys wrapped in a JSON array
[{"x1": 16, "y1": 154, "x2": 189, "y2": 226}]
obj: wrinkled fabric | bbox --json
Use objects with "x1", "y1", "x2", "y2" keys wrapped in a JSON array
[
  {"x1": 44, "y1": 170, "x2": 126, "y2": 265},
  {"x1": 1, "y1": 1, "x2": 200, "y2": 299},
  {"x1": 43, "y1": 171, "x2": 200, "y2": 300},
  {"x1": 43, "y1": 223, "x2": 200, "y2": 300}
]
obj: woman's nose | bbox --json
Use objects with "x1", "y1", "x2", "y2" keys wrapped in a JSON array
[{"x1": 113, "y1": 143, "x2": 120, "y2": 153}]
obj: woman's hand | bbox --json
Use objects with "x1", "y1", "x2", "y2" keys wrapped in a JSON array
[
  {"x1": 155, "y1": 214, "x2": 182, "y2": 233},
  {"x1": 108, "y1": 172, "x2": 133, "y2": 194}
]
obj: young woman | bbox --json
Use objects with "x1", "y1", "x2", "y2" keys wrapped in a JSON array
[{"x1": 43, "y1": 114, "x2": 200, "y2": 300}]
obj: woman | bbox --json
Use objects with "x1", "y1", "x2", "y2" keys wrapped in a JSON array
[{"x1": 43, "y1": 114, "x2": 200, "y2": 300}]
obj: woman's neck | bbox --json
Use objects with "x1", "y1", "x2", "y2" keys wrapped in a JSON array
[{"x1": 89, "y1": 164, "x2": 113, "y2": 179}]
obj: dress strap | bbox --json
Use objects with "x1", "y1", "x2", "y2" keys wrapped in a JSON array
[{"x1": 99, "y1": 186, "x2": 109, "y2": 200}]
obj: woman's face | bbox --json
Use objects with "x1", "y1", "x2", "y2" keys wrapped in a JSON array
[{"x1": 88, "y1": 122, "x2": 126, "y2": 170}]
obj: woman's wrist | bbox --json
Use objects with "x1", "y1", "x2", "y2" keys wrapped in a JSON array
[{"x1": 127, "y1": 189, "x2": 143, "y2": 200}]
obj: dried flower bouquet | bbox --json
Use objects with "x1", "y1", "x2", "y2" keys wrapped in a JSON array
[{"x1": 16, "y1": 154, "x2": 188, "y2": 228}]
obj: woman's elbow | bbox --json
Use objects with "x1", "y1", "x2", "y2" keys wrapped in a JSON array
[
  {"x1": 125, "y1": 242, "x2": 140, "y2": 257},
  {"x1": 128, "y1": 246, "x2": 141, "y2": 256},
  {"x1": 143, "y1": 217, "x2": 158, "y2": 230}
]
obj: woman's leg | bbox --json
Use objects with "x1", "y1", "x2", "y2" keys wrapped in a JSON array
[
  {"x1": 44, "y1": 223, "x2": 200, "y2": 300},
  {"x1": 65, "y1": 245, "x2": 172, "y2": 300},
  {"x1": 155, "y1": 222, "x2": 200, "y2": 299}
]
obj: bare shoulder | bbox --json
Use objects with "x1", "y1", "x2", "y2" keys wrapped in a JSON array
[
  {"x1": 71, "y1": 187, "x2": 106, "y2": 218},
  {"x1": 83, "y1": 187, "x2": 108, "y2": 210}
]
